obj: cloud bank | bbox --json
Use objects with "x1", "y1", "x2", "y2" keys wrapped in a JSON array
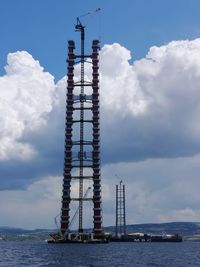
[
  {"x1": 100, "y1": 39, "x2": 200, "y2": 163},
  {"x1": 2, "y1": 39, "x2": 200, "y2": 164},
  {"x1": 2, "y1": 155, "x2": 200, "y2": 229},
  {"x1": 1, "y1": 38, "x2": 200, "y2": 226}
]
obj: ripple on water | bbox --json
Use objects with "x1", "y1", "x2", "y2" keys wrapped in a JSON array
[{"x1": 0, "y1": 241, "x2": 200, "y2": 267}]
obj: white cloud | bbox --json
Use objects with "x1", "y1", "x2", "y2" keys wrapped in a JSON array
[
  {"x1": 0, "y1": 51, "x2": 55, "y2": 160},
  {"x1": 100, "y1": 43, "x2": 147, "y2": 117},
  {"x1": 100, "y1": 39, "x2": 200, "y2": 123}
]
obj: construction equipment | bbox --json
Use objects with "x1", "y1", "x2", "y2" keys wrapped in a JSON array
[
  {"x1": 68, "y1": 186, "x2": 91, "y2": 231},
  {"x1": 53, "y1": 186, "x2": 91, "y2": 234}
]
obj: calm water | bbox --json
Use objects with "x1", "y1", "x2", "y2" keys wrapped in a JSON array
[{"x1": 0, "y1": 241, "x2": 199, "y2": 267}]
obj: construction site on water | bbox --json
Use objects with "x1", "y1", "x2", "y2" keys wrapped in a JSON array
[{"x1": 48, "y1": 12, "x2": 182, "y2": 244}]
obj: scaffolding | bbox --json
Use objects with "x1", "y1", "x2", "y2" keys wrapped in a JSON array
[{"x1": 115, "y1": 181, "x2": 126, "y2": 237}]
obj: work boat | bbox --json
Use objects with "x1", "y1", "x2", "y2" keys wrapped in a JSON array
[{"x1": 150, "y1": 233, "x2": 182, "y2": 242}]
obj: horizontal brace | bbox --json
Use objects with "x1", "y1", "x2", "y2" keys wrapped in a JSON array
[
  {"x1": 74, "y1": 84, "x2": 93, "y2": 87},
  {"x1": 73, "y1": 107, "x2": 92, "y2": 110},
  {"x1": 74, "y1": 81, "x2": 92, "y2": 85},
  {"x1": 72, "y1": 159, "x2": 93, "y2": 162},
  {"x1": 73, "y1": 100, "x2": 92, "y2": 104},
  {"x1": 71, "y1": 198, "x2": 93, "y2": 201},
  {"x1": 71, "y1": 165, "x2": 93, "y2": 168},
  {"x1": 71, "y1": 176, "x2": 93, "y2": 179},
  {"x1": 72, "y1": 141, "x2": 93, "y2": 145},
  {"x1": 72, "y1": 120, "x2": 93, "y2": 123},
  {"x1": 74, "y1": 55, "x2": 92, "y2": 58}
]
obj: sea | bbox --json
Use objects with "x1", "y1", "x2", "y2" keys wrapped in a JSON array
[{"x1": 0, "y1": 241, "x2": 199, "y2": 267}]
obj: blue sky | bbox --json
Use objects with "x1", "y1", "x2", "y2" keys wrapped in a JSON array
[
  {"x1": 1, "y1": 0, "x2": 200, "y2": 80},
  {"x1": 2, "y1": 0, "x2": 200, "y2": 229}
]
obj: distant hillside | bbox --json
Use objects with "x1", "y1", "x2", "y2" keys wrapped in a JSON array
[
  {"x1": 0, "y1": 226, "x2": 50, "y2": 234},
  {"x1": 105, "y1": 222, "x2": 200, "y2": 236},
  {"x1": 1, "y1": 222, "x2": 200, "y2": 241}
]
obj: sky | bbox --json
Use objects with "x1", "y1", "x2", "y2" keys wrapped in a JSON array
[{"x1": 1, "y1": 0, "x2": 200, "y2": 229}]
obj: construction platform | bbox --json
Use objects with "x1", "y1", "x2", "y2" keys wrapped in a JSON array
[{"x1": 48, "y1": 232, "x2": 109, "y2": 244}]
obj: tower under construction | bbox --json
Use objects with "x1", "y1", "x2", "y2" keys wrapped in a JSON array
[
  {"x1": 115, "y1": 181, "x2": 126, "y2": 237},
  {"x1": 49, "y1": 18, "x2": 105, "y2": 243}
]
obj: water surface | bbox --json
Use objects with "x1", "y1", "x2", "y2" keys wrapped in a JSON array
[{"x1": 0, "y1": 241, "x2": 199, "y2": 266}]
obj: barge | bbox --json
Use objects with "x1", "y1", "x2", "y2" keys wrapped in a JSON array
[
  {"x1": 110, "y1": 233, "x2": 182, "y2": 242},
  {"x1": 150, "y1": 234, "x2": 182, "y2": 242}
]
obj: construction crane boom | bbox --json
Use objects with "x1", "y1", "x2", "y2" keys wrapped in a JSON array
[{"x1": 69, "y1": 186, "x2": 91, "y2": 231}]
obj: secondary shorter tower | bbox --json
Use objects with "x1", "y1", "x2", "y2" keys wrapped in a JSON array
[{"x1": 115, "y1": 181, "x2": 126, "y2": 237}]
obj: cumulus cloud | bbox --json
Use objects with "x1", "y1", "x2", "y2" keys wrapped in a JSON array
[
  {"x1": 100, "y1": 43, "x2": 147, "y2": 117},
  {"x1": 0, "y1": 51, "x2": 55, "y2": 160},
  {"x1": 2, "y1": 39, "x2": 200, "y2": 163},
  {"x1": 99, "y1": 39, "x2": 200, "y2": 163}
]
